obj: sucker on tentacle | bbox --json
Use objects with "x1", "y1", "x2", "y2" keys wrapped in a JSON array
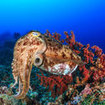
[{"x1": 11, "y1": 31, "x2": 84, "y2": 99}]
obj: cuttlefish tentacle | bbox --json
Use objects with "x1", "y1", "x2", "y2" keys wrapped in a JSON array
[
  {"x1": 11, "y1": 31, "x2": 84, "y2": 99},
  {"x1": 14, "y1": 53, "x2": 32, "y2": 99}
]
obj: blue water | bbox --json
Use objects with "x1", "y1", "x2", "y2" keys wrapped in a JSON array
[{"x1": 0, "y1": 0, "x2": 105, "y2": 52}]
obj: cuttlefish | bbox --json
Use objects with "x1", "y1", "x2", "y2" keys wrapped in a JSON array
[{"x1": 11, "y1": 31, "x2": 83, "y2": 99}]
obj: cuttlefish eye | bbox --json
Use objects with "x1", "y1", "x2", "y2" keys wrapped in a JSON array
[{"x1": 34, "y1": 54, "x2": 43, "y2": 67}]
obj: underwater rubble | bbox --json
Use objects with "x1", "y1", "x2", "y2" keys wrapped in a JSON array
[{"x1": 0, "y1": 30, "x2": 105, "y2": 105}]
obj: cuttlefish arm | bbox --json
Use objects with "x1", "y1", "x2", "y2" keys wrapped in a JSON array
[
  {"x1": 13, "y1": 52, "x2": 32, "y2": 99},
  {"x1": 11, "y1": 31, "x2": 47, "y2": 99}
]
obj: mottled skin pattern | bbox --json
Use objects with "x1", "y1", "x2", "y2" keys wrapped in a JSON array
[{"x1": 11, "y1": 31, "x2": 83, "y2": 99}]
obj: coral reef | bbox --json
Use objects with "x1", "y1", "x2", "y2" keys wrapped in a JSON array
[
  {"x1": 0, "y1": 30, "x2": 105, "y2": 105},
  {"x1": 36, "y1": 30, "x2": 105, "y2": 104},
  {"x1": 0, "y1": 86, "x2": 40, "y2": 105},
  {"x1": 0, "y1": 65, "x2": 13, "y2": 86},
  {"x1": 37, "y1": 72, "x2": 72, "y2": 97},
  {"x1": 0, "y1": 86, "x2": 19, "y2": 105}
]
